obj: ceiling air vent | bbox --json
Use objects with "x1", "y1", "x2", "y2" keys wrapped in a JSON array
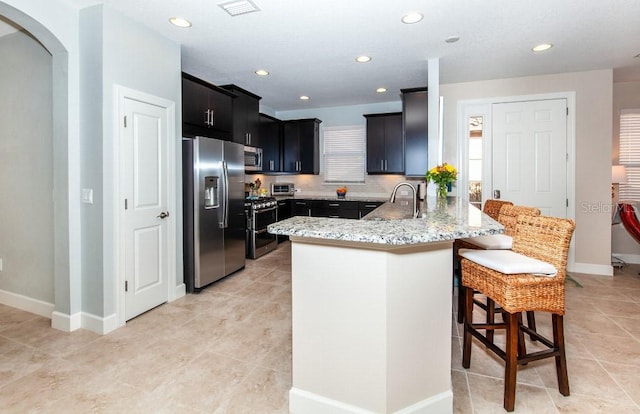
[{"x1": 218, "y1": 0, "x2": 260, "y2": 17}]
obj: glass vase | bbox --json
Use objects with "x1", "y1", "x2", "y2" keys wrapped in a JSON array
[{"x1": 437, "y1": 183, "x2": 448, "y2": 200}]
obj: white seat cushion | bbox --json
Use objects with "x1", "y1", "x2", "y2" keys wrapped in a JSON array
[
  {"x1": 459, "y1": 249, "x2": 557, "y2": 277},
  {"x1": 460, "y1": 234, "x2": 512, "y2": 250}
]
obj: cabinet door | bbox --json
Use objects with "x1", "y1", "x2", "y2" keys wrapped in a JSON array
[
  {"x1": 277, "y1": 200, "x2": 291, "y2": 220},
  {"x1": 383, "y1": 113, "x2": 404, "y2": 174},
  {"x1": 259, "y1": 114, "x2": 282, "y2": 172},
  {"x1": 228, "y1": 90, "x2": 260, "y2": 145},
  {"x1": 291, "y1": 200, "x2": 311, "y2": 216},
  {"x1": 298, "y1": 120, "x2": 319, "y2": 174},
  {"x1": 246, "y1": 96, "x2": 260, "y2": 146},
  {"x1": 230, "y1": 92, "x2": 248, "y2": 144},
  {"x1": 182, "y1": 75, "x2": 233, "y2": 138},
  {"x1": 182, "y1": 77, "x2": 210, "y2": 128},
  {"x1": 403, "y1": 88, "x2": 428, "y2": 177},
  {"x1": 282, "y1": 122, "x2": 300, "y2": 172},
  {"x1": 365, "y1": 113, "x2": 403, "y2": 174},
  {"x1": 208, "y1": 88, "x2": 233, "y2": 134},
  {"x1": 366, "y1": 116, "x2": 385, "y2": 173}
]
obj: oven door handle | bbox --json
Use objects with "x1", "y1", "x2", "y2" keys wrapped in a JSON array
[{"x1": 254, "y1": 205, "x2": 278, "y2": 214}]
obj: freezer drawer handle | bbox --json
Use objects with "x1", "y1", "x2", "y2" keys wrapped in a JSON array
[{"x1": 157, "y1": 211, "x2": 170, "y2": 219}]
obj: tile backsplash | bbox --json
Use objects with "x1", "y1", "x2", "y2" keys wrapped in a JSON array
[{"x1": 246, "y1": 174, "x2": 430, "y2": 199}]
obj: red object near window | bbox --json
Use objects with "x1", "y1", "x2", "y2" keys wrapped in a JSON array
[{"x1": 618, "y1": 203, "x2": 640, "y2": 244}]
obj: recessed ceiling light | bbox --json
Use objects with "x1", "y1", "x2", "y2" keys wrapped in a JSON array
[
  {"x1": 376, "y1": 87, "x2": 387, "y2": 93},
  {"x1": 255, "y1": 69, "x2": 269, "y2": 76},
  {"x1": 532, "y1": 43, "x2": 553, "y2": 52},
  {"x1": 445, "y1": 36, "x2": 460, "y2": 43},
  {"x1": 401, "y1": 12, "x2": 423, "y2": 24},
  {"x1": 169, "y1": 17, "x2": 191, "y2": 28},
  {"x1": 299, "y1": 95, "x2": 310, "y2": 100},
  {"x1": 356, "y1": 55, "x2": 371, "y2": 63}
]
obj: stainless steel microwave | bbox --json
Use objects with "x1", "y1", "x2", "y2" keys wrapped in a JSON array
[{"x1": 244, "y1": 145, "x2": 262, "y2": 171}]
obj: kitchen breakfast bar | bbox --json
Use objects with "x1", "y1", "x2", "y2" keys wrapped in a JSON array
[{"x1": 268, "y1": 198, "x2": 504, "y2": 414}]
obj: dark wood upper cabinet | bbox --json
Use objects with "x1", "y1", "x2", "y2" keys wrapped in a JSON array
[
  {"x1": 258, "y1": 113, "x2": 282, "y2": 173},
  {"x1": 181, "y1": 72, "x2": 234, "y2": 139},
  {"x1": 282, "y1": 118, "x2": 321, "y2": 174},
  {"x1": 364, "y1": 112, "x2": 404, "y2": 174},
  {"x1": 402, "y1": 87, "x2": 428, "y2": 177},
  {"x1": 221, "y1": 84, "x2": 261, "y2": 146}
]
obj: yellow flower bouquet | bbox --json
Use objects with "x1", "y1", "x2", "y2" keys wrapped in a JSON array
[{"x1": 426, "y1": 163, "x2": 457, "y2": 199}]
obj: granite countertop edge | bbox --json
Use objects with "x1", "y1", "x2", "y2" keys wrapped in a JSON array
[{"x1": 268, "y1": 198, "x2": 504, "y2": 246}]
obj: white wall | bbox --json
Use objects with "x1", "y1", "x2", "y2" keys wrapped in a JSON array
[
  {"x1": 441, "y1": 70, "x2": 613, "y2": 274},
  {"x1": 0, "y1": 30, "x2": 54, "y2": 303},
  {"x1": 611, "y1": 81, "x2": 640, "y2": 260}
]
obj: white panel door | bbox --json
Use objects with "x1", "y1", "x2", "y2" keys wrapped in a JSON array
[
  {"x1": 122, "y1": 97, "x2": 169, "y2": 320},
  {"x1": 492, "y1": 99, "x2": 567, "y2": 217}
]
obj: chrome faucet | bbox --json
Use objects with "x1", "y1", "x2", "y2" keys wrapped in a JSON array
[{"x1": 389, "y1": 182, "x2": 419, "y2": 218}]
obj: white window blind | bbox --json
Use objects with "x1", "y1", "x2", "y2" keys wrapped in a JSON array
[
  {"x1": 619, "y1": 109, "x2": 640, "y2": 200},
  {"x1": 323, "y1": 125, "x2": 365, "y2": 183}
]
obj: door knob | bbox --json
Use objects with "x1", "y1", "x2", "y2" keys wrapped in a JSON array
[
  {"x1": 157, "y1": 211, "x2": 170, "y2": 219},
  {"x1": 493, "y1": 190, "x2": 501, "y2": 199}
]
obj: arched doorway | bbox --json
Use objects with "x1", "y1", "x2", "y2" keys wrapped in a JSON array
[{"x1": 0, "y1": 1, "x2": 78, "y2": 330}]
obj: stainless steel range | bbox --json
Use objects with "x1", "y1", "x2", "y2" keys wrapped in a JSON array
[{"x1": 245, "y1": 197, "x2": 278, "y2": 259}]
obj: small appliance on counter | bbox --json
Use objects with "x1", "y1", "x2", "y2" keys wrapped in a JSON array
[{"x1": 271, "y1": 182, "x2": 295, "y2": 196}]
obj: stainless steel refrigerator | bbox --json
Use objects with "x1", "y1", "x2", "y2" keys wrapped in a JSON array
[{"x1": 182, "y1": 136, "x2": 246, "y2": 292}]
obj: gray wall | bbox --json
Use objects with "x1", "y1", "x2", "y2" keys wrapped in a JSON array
[
  {"x1": 79, "y1": 4, "x2": 182, "y2": 318},
  {"x1": 0, "y1": 29, "x2": 54, "y2": 302}
]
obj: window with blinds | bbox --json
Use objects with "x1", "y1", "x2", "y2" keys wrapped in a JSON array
[
  {"x1": 619, "y1": 109, "x2": 640, "y2": 200},
  {"x1": 323, "y1": 125, "x2": 365, "y2": 183}
]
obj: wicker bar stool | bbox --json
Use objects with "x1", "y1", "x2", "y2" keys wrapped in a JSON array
[
  {"x1": 460, "y1": 215, "x2": 575, "y2": 412},
  {"x1": 455, "y1": 204, "x2": 540, "y2": 327},
  {"x1": 454, "y1": 200, "x2": 512, "y2": 323}
]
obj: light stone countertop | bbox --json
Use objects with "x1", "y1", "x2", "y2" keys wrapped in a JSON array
[
  {"x1": 268, "y1": 197, "x2": 504, "y2": 245},
  {"x1": 274, "y1": 195, "x2": 388, "y2": 203}
]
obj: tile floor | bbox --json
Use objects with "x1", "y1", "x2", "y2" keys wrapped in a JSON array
[{"x1": 1, "y1": 241, "x2": 640, "y2": 413}]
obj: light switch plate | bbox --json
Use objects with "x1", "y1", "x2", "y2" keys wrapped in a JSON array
[{"x1": 81, "y1": 188, "x2": 93, "y2": 204}]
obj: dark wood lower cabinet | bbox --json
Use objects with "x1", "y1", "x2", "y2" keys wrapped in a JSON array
[
  {"x1": 313, "y1": 200, "x2": 359, "y2": 219},
  {"x1": 286, "y1": 199, "x2": 383, "y2": 220}
]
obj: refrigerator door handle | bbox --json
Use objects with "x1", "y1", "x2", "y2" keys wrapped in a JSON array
[{"x1": 221, "y1": 160, "x2": 229, "y2": 228}]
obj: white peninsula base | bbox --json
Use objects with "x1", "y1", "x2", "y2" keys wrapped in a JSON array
[{"x1": 288, "y1": 237, "x2": 453, "y2": 414}]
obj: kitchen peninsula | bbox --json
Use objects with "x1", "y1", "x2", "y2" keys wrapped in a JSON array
[{"x1": 268, "y1": 198, "x2": 503, "y2": 414}]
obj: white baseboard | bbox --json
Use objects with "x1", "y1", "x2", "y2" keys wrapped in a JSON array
[
  {"x1": 0, "y1": 289, "x2": 54, "y2": 318},
  {"x1": 569, "y1": 262, "x2": 613, "y2": 276},
  {"x1": 289, "y1": 387, "x2": 452, "y2": 414},
  {"x1": 612, "y1": 253, "x2": 640, "y2": 265},
  {"x1": 51, "y1": 311, "x2": 81, "y2": 332},
  {"x1": 173, "y1": 283, "x2": 186, "y2": 301},
  {"x1": 82, "y1": 312, "x2": 119, "y2": 335},
  {"x1": 51, "y1": 310, "x2": 119, "y2": 334}
]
